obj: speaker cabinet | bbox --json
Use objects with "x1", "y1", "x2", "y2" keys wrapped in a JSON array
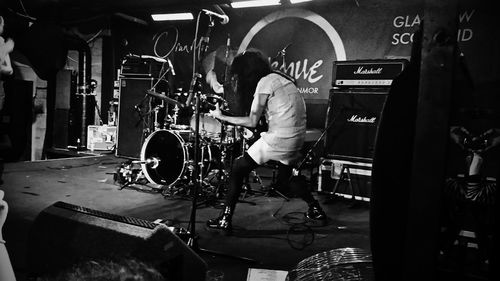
[
  {"x1": 116, "y1": 77, "x2": 154, "y2": 158},
  {"x1": 53, "y1": 70, "x2": 81, "y2": 148},
  {"x1": 2, "y1": 80, "x2": 33, "y2": 161},
  {"x1": 324, "y1": 89, "x2": 388, "y2": 160},
  {"x1": 27, "y1": 201, "x2": 207, "y2": 281}
]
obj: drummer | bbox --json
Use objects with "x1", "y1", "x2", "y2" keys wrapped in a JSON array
[{"x1": 205, "y1": 49, "x2": 327, "y2": 234}]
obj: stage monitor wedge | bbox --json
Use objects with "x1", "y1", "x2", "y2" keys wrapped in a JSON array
[{"x1": 27, "y1": 201, "x2": 207, "y2": 281}]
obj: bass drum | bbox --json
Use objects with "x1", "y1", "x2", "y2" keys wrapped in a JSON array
[{"x1": 140, "y1": 130, "x2": 216, "y2": 186}]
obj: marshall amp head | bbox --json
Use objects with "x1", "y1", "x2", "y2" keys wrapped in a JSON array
[
  {"x1": 120, "y1": 56, "x2": 163, "y2": 77},
  {"x1": 332, "y1": 59, "x2": 408, "y2": 87}
]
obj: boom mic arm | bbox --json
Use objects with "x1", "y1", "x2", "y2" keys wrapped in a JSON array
[
  {"x1": 166, "y1": 58, "x2": 176, "y2": 76},
  {"x1": 202, "y1": 8, "x2": 229, "y2": 25}
]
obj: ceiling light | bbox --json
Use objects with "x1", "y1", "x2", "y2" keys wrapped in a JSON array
[
  {"x1": 290, "y1": 0, "x2": 313, "y2": 3},
  {"x1": 151, "y1": 13, "x2": 194, "y2": 21},
  {"x1": 230, "y1": 0, "x2": 281, "y2": 9}
]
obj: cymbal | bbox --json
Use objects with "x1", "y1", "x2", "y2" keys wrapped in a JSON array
[{"x1": 145, "y1": 90, "x2": 183, "y2": 107}]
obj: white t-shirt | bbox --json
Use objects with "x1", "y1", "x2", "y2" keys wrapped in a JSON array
[{"x1": 246, "y1": 73, "x2": 307, "y2": 165}]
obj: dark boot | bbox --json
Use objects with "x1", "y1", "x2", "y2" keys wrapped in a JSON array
[
  {"x1": 305, "y1": 200, "x2": 327, "y2": 223},
  {"x1": 206, "y1": 206, "x2": 233, "y2": 233}
]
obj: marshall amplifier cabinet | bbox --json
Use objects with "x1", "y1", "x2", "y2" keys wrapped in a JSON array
[
  {"x1": 321, "y1": 59, "x2": 407, "y2": 199},
  {"x1": 324, "y1": 89, "x2": 387, "y2": 161},
  {"x1": 325, "y1": 59, "x2": 407, "y2": 161},
  {"x1": 332, "y1": 59, "x2": 407, "y2": 88}
]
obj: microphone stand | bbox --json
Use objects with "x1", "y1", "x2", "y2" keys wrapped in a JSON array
[
  {"x1": 186, "y1": 14, "x2": 214, "y2": 249},
  {"x1": 292, "y1": 108, "x2": 343, "y2": 191},
  {"x1": 185, "y1": 14, "x2": 257, "y2": 264},
  {"x1": 273, "y1": 43, "x2": 296, "y2": 84}
]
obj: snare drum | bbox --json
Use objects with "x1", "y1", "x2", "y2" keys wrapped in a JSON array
[{"x1": 140, "y1": 130, "x2": 217, "y2": 186}]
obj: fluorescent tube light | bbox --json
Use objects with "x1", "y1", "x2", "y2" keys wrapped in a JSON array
[
  {"x1": 290, "y1": 0, "x2": 313, "y2": 3},
  {"x1": 231, "y1": 0, "x2": 281, "y2": 9},
  {"x1": 151, "y1": 13, "x2": 194, "y2": 21}
]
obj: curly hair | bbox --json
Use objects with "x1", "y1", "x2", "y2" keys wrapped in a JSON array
[{"x1": 230, "y1": 49, "x2": 272, "y2": 98}]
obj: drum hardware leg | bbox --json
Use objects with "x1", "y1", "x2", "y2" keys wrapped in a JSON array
[
  {"x1": 118, "y1": 180, "x2": 133, "y2": 190},
  {"x1": 238, "y1": 176, "x2": 259, "y2": 205},
  {"x1": 241, "y1": 170, "x2": 266, "y2": 200},
  {"x1": 256, "y1": 163, "x2": 290, "y2": 201},
  {"x1": 261, "y1": 176, "x2": 291, "y2": 201},
  {"x1": 114, "y1": 161, "x2": 153, "y2": 190},
  {"x1": 264, "y1": 186, "x2": 290, "y2": 201},
  {"x1": 207, "y1": 169, "x2": 228, "y2": 200},
  {"x1": 194, "y1": 181, "x2": 223, "y2": 209}
]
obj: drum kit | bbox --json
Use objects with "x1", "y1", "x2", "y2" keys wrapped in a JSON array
[{"x1": 119, "y1": 88, "x2": 242, "y2": 200}]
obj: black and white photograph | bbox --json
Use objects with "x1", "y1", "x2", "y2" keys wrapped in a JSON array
[{"x1": 0, "y1": 0, "x2": 499, "y2": 280}]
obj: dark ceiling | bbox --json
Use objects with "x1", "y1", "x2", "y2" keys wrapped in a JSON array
[{"x1": 3, "y1": 0, "x2": 232, "y2": 24}]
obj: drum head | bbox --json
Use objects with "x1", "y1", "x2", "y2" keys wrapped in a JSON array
[{"x1": 141, "y1": 130, "x2": 187, "y2": 185}]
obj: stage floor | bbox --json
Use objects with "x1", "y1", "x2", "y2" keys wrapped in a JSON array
[{"x1": 1, "y1": 153, "x2": 371, "y2": 281}]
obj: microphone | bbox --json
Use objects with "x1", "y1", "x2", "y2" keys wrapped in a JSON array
[
  {"x1": 202, "y1": 8, "x2": 229, "y2": 25},
  {"x1": 277, "y1": 43, "x2": 292, "y2": 56},
  {"x1": 132, "y1": 157, "x2": 160, "y2": 169},
  {"x1": 166, "y1": 58, "x2": 176, "y2": 76}
]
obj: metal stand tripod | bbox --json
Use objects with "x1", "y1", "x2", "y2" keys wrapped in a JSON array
[{"x1": 184, "y1": 11, "x2": 257, "y2": 264}]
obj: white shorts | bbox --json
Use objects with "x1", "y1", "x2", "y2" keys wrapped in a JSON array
[{"x1": 246, "y1": 137, "x2": 301, "y2": 166}]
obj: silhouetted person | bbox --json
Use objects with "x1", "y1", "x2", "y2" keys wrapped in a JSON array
[{"x1": 0, "y1": 15, "x2": 14, "y2": 185}]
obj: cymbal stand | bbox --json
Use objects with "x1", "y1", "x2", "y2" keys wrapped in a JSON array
[
  {"x1": 263, "y1": 170, "x2": 290, "y2": 201},
  {"x1": 196, "y1": 128, "x2": 229, "y2": 208},
  {"x1": 172, "y1": 104, "x2": 179, "y2": 125},
  {"x1": 153, "y1": 102, "x2": 164, "y2": 131},
  {"x1": 185, "y1": 11, "x2": 257, "y2": 264}
]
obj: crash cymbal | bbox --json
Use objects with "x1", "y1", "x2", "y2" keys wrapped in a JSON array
[{"x1": 145, "y1": 90, "x2": 183, "y2": 107}]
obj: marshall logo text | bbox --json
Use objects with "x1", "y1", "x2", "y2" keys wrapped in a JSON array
[
  {"x1": 347, "y1": 115, "x2": 376, "y2": 124},
  {"x1": 353, "y1": 67, "x2": 383, "y2": 75}
]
